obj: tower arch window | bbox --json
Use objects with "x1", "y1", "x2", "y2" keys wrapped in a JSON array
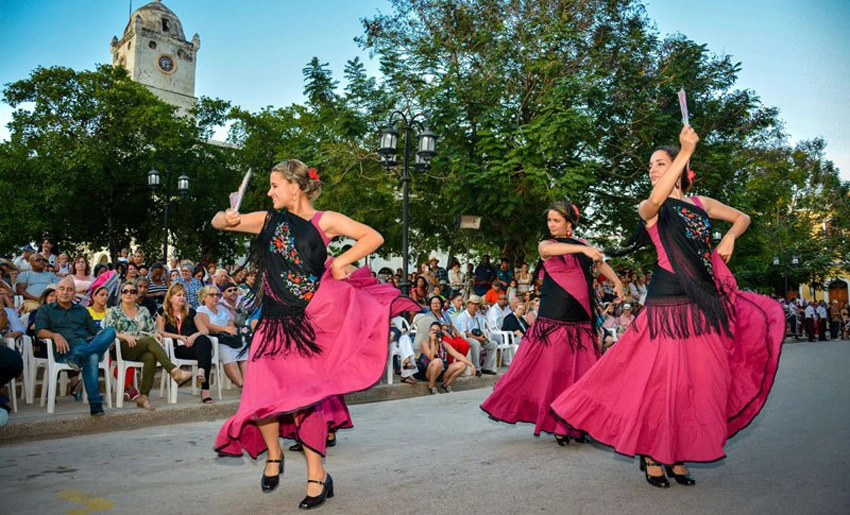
[
  {"x1": 162, "y1": 18, "x2": 170, "y2": 32},
  {"x1": 149, "y1": 40, "x2": 157, "y2": 49}
]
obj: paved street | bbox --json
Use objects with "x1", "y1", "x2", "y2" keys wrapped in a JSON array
[{"x1": 1, "y1": 340, "x2": 849, "y2": 515}]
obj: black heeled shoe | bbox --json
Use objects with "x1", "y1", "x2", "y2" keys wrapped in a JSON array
[
  {"x1": 639, "y1": 456, "x2": 669, "y2": 488},
  {"x1": 289, "y1": 442, "x2": 304, "y2": 452},
  {"x1": 261, "y1": 458, "x2": 284, "y2": 493},
  {"x1": 326, "y1": 433, "x2": 337, "y2": 448},
  {"x1": 554, "y1": 434, "x2": 569, "y2": 446},
  {"x1": 572, "y1": 433, "x2": 589, "y2": 444},
  {"x1": 664, "y1": 463, "x2": 696, "y2": 485},
  {"x1": 299, "y1": 473, "x2": 334, "y2": 510}
]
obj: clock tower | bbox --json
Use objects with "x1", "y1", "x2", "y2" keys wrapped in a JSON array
[{"x1": 110, "y1": 0, "x2": 200, "y2": 117}]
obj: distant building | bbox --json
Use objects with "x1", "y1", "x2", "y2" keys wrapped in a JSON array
[{"x1": 110, "y1": 0, "x2": 199, "y2": 117}]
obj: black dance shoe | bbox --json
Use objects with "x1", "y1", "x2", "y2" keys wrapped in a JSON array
[
  {"x1": 299, "y1": 473, "x2": 334, "y2": 510},
  {"x1": 572, "y1": 433, "x2": 588, "y2": 444},
  {"x1": 326, "y1": 433, "x2": 337, "y2": 447},
  {"x1": 554, "y1": 434, "x2": 569, "y2": 446},
  {"x1": 664, "y1": 463, "x2": 696, "y2": 485},
  {"x1": 261, "y1": 458, "x2": 284, "y2": 493},
  {"x1": 289, "y1": 442, "x2": 304, "y2": 452},
  {"x1": 639, "y1": 456, "x2": 670, "y2": 488}
]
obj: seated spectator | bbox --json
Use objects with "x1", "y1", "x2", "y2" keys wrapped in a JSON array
[
  {"x1": 456, "y1": 295, "x2": 498, "y2": 376},
  {"x1": 446, "y1": 292, "x2": 465, "y2": 326},
  {"x1": 599, "y1": 302, "x2": 618, "y2": 353},
  {"x1": 176, "y1": 264, "x2": 203, "y2": 308},
  {"x1": 146, "y1": 263, "x2": 169, "y2": 305},
  {"x1": 15, "y1": 254, "x2": 60, "y2": 313},
  {"x1": 484, "y1": 281, "x2": 504, "y2": 307},
  {"x1": 448, "y1": 262, "x2": 464, "y2": 297},
  {"x1": 169, "y1": 269, "x2": 180, "y2": 283},
  {"x1": 410, "y1": 276, "x2": 430, "y2": 307},
  {"x1": 429, "y1": 257, "x2": 448, "y2": 285},
  {"x1": 117, "y1": 248, "x2": 130, "y2": 263},
  {"x1": 500, "y1": 301, "x2": 529, "y2": 364},
  {"x1": 55, "y1": 253, "x2": 72, "y2": 278},
  {"x1": 0, "y1": 259, "x2": 16, "y2": 286},
  {"x1": 487, "y1": 292, "x2": 511, "y2": 331},
  {"x1": 70, "y1": 255, "x2": 94, "y2": 296},
  {"x1": 104, "y1": 281, "x2": 192, "y2": 411},
  {"x1": 13, "y1": 244, "x2": 36, "y2": 272},
  {"x1": 617, "y1": 303, "x2": 635, "y2": 334},
  {"x1": 132, "y1": 249, "x2": 146, "y2": 268},
  {"x1": 88, "y1": 285, "x2": 137, "y2": 402},
  {"x1": 39, "y1": 238, "x2": 57, "y2": 269},
  {"x1": 391, "y1": 322, "x2": 418, "y2": 385},
  {"x1": 497, "y1": 258, "x2": 514, "y2": 286},
  {"x1": 240, "y1": 270, "x2": 257, "y2": 295},
  {"x1": 125, "y1": 262, "x2": 140, "y2": 283},
  {"x1": 0, "y1": 281, "x2": 25, "y2": 340},
  {"x1": 197, "y1": 284, "x2": 247, "y2": 392},
  {"x1": 34, "y1": 278, "x2": 116, "y2": 416},
  {"x1": 416, "y1": 322, "x2": 474, "y2": 394},
  {"x1": 134, "y1": 277, "x2": 158, "y2": 317},
  {"x1": 516, "y1": 263, "x2": 532, "y2": 295},
  {"x1": 193, "y1": 264, "x2": 208, "y2": 285},
  {"x1": 155, "y1": 283, "x2": 214, "y2": 404}
]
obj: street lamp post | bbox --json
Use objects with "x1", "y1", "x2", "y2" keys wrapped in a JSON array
[
  {"x1": 772, "y1": 253, "x2": 800, "y2": 300},
  {"x1": 147, "y1": 169, "x2": 189, "y2": 263},
  {"x1": 378, "y1": 112, "x2": 437, "y2": 295}
]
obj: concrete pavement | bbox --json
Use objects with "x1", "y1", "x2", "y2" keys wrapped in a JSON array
[{"x1": 1, "y1": 340, "x2": 848, "y2": 514}]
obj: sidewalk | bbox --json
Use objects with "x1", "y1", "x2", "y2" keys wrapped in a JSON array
[{"x1": 0, "y1": 369, "x2": 498, "y2": 444}]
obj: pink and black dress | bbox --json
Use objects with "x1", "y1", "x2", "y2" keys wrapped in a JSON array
[
  {"x1": 480, "y1": 237, "x2": 601, "y2": 437},
  {"x1": 215, "y1": 210, "x2": 418, "y2": 457},
  {"x1": 550, "y1": 197, "x2": 784, "y2": 463}
]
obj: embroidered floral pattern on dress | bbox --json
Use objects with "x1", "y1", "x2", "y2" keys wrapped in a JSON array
[
  {"x1": 674, "y1": 204, "x2": 715, "y2": 278},
  {"x1": 269, "y1": 220, "x2": 319, "y2": 301}
]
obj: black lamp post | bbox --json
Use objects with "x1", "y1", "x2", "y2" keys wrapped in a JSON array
[
  {"x1": 379, "y1": 112, "x2": 437, "y2": 295},
  {"x1": 772, "y1": 253, "x2": 800, "y2": 300},
  {"x1": 148, "y1": 169, "x2": 189, "y2": 263}
]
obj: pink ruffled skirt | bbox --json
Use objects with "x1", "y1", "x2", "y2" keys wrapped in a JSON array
[
  {"x1": 480, "y1": 319, "x2": 600, "y2": 436},
  {"x1": 215, "y1": 267, "x2": 419, "y2": 458}
]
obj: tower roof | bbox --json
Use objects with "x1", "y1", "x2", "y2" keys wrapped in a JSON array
[{"x1": 123, "y1": 0, "x2": 187, "y2": 41}]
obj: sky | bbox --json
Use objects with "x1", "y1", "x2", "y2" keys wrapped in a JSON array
[{"x1": 1, "y1": 0, "x2": 848, "y2": 178}]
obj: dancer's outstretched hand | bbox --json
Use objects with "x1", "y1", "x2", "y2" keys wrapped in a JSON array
[
  {"x1": 224, "y1": 208, "x2": 241, "y2": 227},
  {"x1": 679, "y1": 125, "x2": 700, "y2": 152}
]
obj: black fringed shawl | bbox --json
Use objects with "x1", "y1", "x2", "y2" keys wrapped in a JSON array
[
  {"x1": 529, "y1": 237, "x2": 600, "y2": 350},
  {"x1": 239, "y1": 210, "x2": 328, "y2": 359},
  {"x1": 645, "y1": 198, "x2": 733, "y2": 339}
]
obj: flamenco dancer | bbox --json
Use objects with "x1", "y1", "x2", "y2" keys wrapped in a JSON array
[
  {"x1": 550, "y1": 126, "x2": 784, "y2": 487},
  {"x1": 480, "y1": 201, "x2": 624, "y2": 445},
  {"x1": 212, "y1": 160, "x2": 418, "y2": 509}
]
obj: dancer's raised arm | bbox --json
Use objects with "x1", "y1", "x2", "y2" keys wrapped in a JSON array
[{"x1": 638, "y1": 126, "x2": 699, "y2": 223}]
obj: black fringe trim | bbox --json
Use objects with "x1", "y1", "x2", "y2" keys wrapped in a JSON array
[
  {"x1": 528, "y1": 317, "x2": 596, "y2": 351},
  {"x1": 643, "y1": 296, "x2": 733, "y2": 340}
]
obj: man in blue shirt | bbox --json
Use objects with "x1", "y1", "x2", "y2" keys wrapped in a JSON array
[
  {"x1": 34, "y1": 278, "x2": 116, "y2": 416},
  {"x1": 473, "y1": 255, "x2": 497, "y2": 296}
]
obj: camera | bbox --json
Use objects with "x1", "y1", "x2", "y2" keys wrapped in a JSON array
[
  {"x1": 434, "y1": 330, "x2": 444, "y2": 339},
  {"x1": 470, "y1": 328, "x2": 483, "y2": 337}
]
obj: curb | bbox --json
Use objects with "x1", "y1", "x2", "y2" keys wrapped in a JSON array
[{"x1": 0, "y1": 374, "x2": 498, "y2": 444}]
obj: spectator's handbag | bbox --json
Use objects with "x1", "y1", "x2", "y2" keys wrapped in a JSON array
[{"x1": 212, "y1": 332, "x2": 244, "y2": 349}]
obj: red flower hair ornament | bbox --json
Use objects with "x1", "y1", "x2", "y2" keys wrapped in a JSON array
[
  {"x1": 307, "y1": 167, "x2": 321, "y2": 184},
  {"x1": 687, "y1": 168, "x2": 696, "y2": 182}
]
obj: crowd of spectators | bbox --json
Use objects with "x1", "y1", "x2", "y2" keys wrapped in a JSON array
[
  {"x1": 0, "y1": 240, "x2": 259, "y2": 417},
  {"x1": 2, "y1": 239, "x2": 848, "y2": 418}
]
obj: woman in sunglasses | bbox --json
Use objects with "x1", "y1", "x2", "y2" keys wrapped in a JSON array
[{"x1": 103, "y1": 281, "x2": 193, "y2": 410}]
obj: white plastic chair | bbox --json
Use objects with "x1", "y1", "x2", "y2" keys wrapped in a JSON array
[
  {"x1": 491, "y1": 330, "x2": 518, "y2": 368},
  {"x1": 113, "y1": 338, "x2": 147, "y2": 408},
  {"x1": 38, "y1": 338, "x2": 112, "y2": 413},
  {"x1": 162, "y1": 336, "x2": 222, "y2": 403}
]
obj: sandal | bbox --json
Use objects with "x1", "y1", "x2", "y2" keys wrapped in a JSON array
[
  {"x1": 69, "y1": 380, "x2": 83, "y2": 401},
  {"x1": 400, "y1": 376, "x2": 417, "y2": 385},
  {"x1": 201, "y1": 397, "x2": 214, "y2": 404}
]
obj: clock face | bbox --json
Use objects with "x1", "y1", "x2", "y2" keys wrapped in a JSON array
[{"x1": 157, "y1": 55, "x2": 175, "y2": 73}]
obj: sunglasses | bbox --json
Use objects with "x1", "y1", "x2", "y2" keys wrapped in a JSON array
[
  {"x1": 34, "y1": 258, "x2": 47, "y2": 262},
  {"x1": 208, "y1": 293, "x2": 221, "y2": 297},
  {"x1": 122, "y1": 289, "x2": 138, "y2": 294},
  {"x1": 225, "y1": 288, "x2": 237, "y2": 293}
]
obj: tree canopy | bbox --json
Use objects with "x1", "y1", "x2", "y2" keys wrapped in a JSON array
[{"x1": 1, "y1": 0, "x2": 846, "y2": 295}]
